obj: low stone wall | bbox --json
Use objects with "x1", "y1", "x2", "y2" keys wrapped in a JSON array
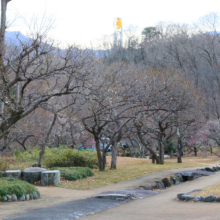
[
  {"x1": 176, "y1": 165, "x2": 220, "y2": 203},
  {"x1": 177, "y1": 192, "x2": 220, "y2": 202},
  {"x1": 1, "y1": 190, "x2": 40, "y2": 202},
  {"x1": 1, "y1": 167, "x2": 60, "y2": 186},
  {"x1": 1, "y1": 168, "x2": 60, "y2": 202}
]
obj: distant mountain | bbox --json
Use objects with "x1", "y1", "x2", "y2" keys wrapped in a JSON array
[
  {"x1": 5, "y1": 31, "x2": 30, "y2": 46},
  {"x1": 5, "y1": 31, "x2": 106, "y2": 58}
]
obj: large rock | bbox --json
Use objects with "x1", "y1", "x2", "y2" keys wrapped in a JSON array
[
  {"x1": 215, "y1": 166, "x2": 220, "y2": 171},
  {"x1": 41, "y1": 170, "x2": 60, "y2": 186},
  {"x1": 12, "y1": 194, "x2": 17, "y2": 202},
  {"x1": 22, "y1": 167, "x2": 47, "y2": 184},
  {"x1": 170, "y1": 176, "x2": 176, "y2": 184},
  {"x1": 204, "y1": 195, "x2": 216, "y2": 202},
  {"x1": 212, "y1": 167, "x2": 217, "y2": 172},
  {"x1": 205, "y1": 167, "x2": 214, "y2": 172},
  {"x1": 195, "y1": 196, "x2": 204, "y2": 202},
  {"x1": 175, "y1": 174, "x2": 183, "y2": 182},
  {"x1": 138, "y1": 186, "x2": 154, "y2": 191},
  {"x1": 19, "y1": 195, "x2": 25, "y2": 201},
  {"x1": 33, "y1": 192, "x2": 39, "y2": 200},
  {"x1": 184, "y1": 195, "x2": 195, "y2": 201},
  {"x1": 5, "y1": 170, "x2": 21, "y2": 179},
  {"x1": 179, "y1": 172, "x2": 193, "y2": 177},
  {"x1": 177, "y1": 194, "x2": 194, "y2": 201},
  {"x1": 177, "y1": 193, "x2": 194, "y2": 201},
  {"x1": 155, "y1": 180, "x2": 164, "y2": 189},
  {"x1": 215, "y1": 197, "x2": 220, "y2": 202},
  {"x1": 26, "y1": 194, "x2": 30, "y2": 201},
  {"x1": 162, "y1": 178, "x2": 170, "y2": 188},
  {"x1": 177, "y1": 193, "x2": 185, "y2": 200}
]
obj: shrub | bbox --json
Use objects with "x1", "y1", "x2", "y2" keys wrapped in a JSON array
[
  {"x1": 0, "y1": 159, "x2": 9, "y2": 171},
  {"x1": 50, "y1": 167, "x2": 94, "y2": 181},
  {"x1": 0, "y1": 177, "x2": 39, "y2": 201},
  {"x1": 14, "y1": 147, "x2": 99, "y2": 169},
  {"x1": 15, "y1": 149, "x2": 40, "y2": 162}
]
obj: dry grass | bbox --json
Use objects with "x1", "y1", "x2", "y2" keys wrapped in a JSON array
[
  {"x1": 191, "y1": 183, "x2": 220, "y2": 198},
  {"x1": 58, "y1": 156, "x2": 220, "y2": 190}
]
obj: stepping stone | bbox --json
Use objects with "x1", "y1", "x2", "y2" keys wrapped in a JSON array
[
  {"x1": 22, "y1": 167, "x2": 47, "y2": 184},
  {"x1": 41, "y1": 170, "x2": 60, "y2": 186},
  {"x1": 5, "y1": 170, "x2": 21, "y2": 179}
]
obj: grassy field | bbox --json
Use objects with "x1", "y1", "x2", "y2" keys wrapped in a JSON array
[
  {"x1": 191, "y1": 183, "x2": 220, "y2": 198},
  {"x1": 1, "y1": 155, "x2": 219, "y2": 190},
  {"x1": 58, "y1": 156, "x2": 220, "y2": 190}
]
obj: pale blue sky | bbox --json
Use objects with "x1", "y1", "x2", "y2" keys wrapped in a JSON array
[{"x1": 5, "y1": 0, "x2": 220, "y2": 47}]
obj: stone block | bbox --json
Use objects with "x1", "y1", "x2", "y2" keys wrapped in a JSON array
[
  {"x1": 12, "y1": 194, "x2": 17, "y2": 202},
  {"x1": 22, "y1": 167, "x2": 47, "y2": 184},
  {"x1": 5, "y1": 170, "x2": 21, "y2": 179},
  {"x1": 41, "y1": 170, "x2": 60, "y2": 186},
  {"x1": 33, "y1": 192, "x2": 39, "y2": 200},
  {"x1": 26, "y1": 194, "x2": 30, "y2": 201},
  {"x1": 19, "y1": 195, "x2": 25, "y2": 201}
]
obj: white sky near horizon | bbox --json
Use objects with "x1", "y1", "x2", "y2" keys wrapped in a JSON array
[{"x1": 4, "y1": 0, "x2": 220, "y2": 48}]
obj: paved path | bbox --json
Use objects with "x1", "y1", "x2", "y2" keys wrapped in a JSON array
[
  {"x1": 81, "y1": 171, "x2": 220, "y2": 220},
  {"x1": 1, "y1": 167, "x2": 220, "y2": 220}
]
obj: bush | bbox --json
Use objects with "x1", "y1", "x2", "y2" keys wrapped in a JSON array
[
  {"x1": 50, "y1": 167, "x2": 94, "y2": 181},
  {"x1": 0, "y1": 159, "x2": 9, "y2": 171},
  {"x1": 15, "y1": 147, "x2": 99, "y2": 169},
  {"x1": 0, "y1": 177, "x2": 39, "y2": 201},
  {"x1": 15, "y1": 149, "x2": 40, "y2": 162}
]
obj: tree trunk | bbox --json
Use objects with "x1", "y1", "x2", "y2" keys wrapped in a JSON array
[
  {"x1": 38, "y1": 114, "x2": 57, "y2": 167},
  {"x1": 159, "y1": 141, "x2": 164, "y2": 164},
  {"x1": 141, "y1": 146, "x2": 146, "y2": 158},
  {"x1": 95, "y1": 139, "x2": 105, "y2": 171},
  {"x1": 177, "y1": 152, "x2": 182, "y2": 163},
  {"x1": 194, "y1": 147, "x2": 197, "y2": 157},
  {"x1": 177, "y1": 140, "x2": 182, "y2": 163},
  {"x1": 110, "y1": 141, "x2": 117, "y2": 169},
  {"x1": 137, "y1": 132, "x2": 160, "y2": 164}
]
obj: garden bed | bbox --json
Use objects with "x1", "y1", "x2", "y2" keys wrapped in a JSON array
[{"x1": 0, "y1": 177, "x2": 40, "y2": 202}]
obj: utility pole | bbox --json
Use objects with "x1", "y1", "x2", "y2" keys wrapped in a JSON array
[{"x1": 114, "y1": 17, "x2": 117, "y2": 47}]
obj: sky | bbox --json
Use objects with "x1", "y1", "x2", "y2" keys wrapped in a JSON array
[{"x1": 5, "y1": 0, "x2": 220, "y2": 48}]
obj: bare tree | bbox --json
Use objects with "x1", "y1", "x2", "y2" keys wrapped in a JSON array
[{"x1": 0, "y1": 1, "x2": 95, "y2": 145}]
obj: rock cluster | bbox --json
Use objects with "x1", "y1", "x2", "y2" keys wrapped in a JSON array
[
  {"x1": 177, "y1": 193, "x2": 219, "y2": 202},
  {"x1": 1, "y1": 168, "x2": 60, "y2": 186},
  {"x1": 176, "y1": 164, "x2": 220, "y2": 203},
  {"x1": 1, "y1": 190, "x2": 40, "y2": 203}
]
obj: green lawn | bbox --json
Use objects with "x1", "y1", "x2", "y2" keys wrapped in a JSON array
[{"x1": 58, "y1": 156, "x2": 220, "y2": 190}]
